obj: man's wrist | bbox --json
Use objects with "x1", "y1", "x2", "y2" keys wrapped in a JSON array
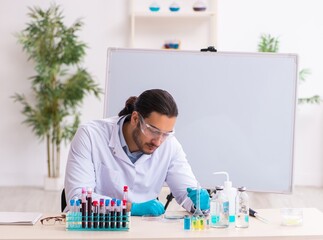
[{"x1": 127, "y1": 202, "x2": 132, "y2": 212}]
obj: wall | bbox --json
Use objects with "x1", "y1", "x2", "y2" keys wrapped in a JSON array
[
  {"x1": 0, "y1": 0, "x2": 129, "y2": 186},
  {"x1": 0, "y1": 0, "x2": 322, "y2": 187},
  {"x1": 216, "y1": 0, "x2": 323, "y2": 186}
]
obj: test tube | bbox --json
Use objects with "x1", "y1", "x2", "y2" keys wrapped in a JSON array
[
  {"x1": 87, "y1": 188, "x2": 93, "y2": 228},
  {"x1": 105, "y1": 199, "x2": 110, "y2": 228},
  {"x1": 81, "y1": 187, "x2": 87, "y2": 228},
  {"x1": 93, "y1": 200, "x2": 98, "y2": 228},
  {"x1": 116, "y1": 200, "x2": 121, "y2": 228},
  {"x1": 123, "y1": 186, "x2": 128, "y2": 201},
  {"x1": 99, "y1": 198, "x2": 105, "y2": 228},
  {"x1": 110, "y1": 200, "x2": 115, "y2": 229},
  {"x1": 122, "y1": 199, "x2": 127, "y2": 228},
  {"x1": 68, "y1": 199, "x2": 75, "y2": 229},
  {"x1": 75, "y1": 198, "x2": 81, "y2": 228}
]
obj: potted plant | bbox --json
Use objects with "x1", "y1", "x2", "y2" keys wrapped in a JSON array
[
  {"x1": 13, "y1": 4, "x2": 102, "y2": 190},
  {"x1": 257, "y1": 33, "x2": 321, "y2": 104}
]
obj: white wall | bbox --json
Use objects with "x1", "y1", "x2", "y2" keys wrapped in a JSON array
[
  {"x1": 0, "y1": 0, "x2": 322, "y2": 187},
  {"x1": 0, "y1": 0, "x2": 129, "y2": 186},
  {"x1": 216, "y1": 0, "x2": 323, "y2": 186}
]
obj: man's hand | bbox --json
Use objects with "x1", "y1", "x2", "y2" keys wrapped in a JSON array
[
  {"x1": 131, "y1": 199, "x2": 165, "y2": 216},
  {"x1": 187, "y1": 187, "x2": 210, "y2": 210}
]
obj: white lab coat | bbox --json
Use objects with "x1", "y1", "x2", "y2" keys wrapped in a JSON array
[{"x1": 64, "y1": 116, "x2": 197, "y2": 212}]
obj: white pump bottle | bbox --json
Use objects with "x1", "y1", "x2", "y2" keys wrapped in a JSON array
[{"x1": 213, "y1": 171, "x2": 237, "y2": 223}]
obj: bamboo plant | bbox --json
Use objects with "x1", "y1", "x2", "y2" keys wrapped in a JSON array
[
  {"x1": 13, "y1": 4, "x2": 102, "y2": 178},
  {"x1": 258, "y1": 34, "x2": 321, "y2": 104}
]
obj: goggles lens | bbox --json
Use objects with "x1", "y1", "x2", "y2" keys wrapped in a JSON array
[{"x1": 138, "y1": 113, "x2": 175, "y2": 141}]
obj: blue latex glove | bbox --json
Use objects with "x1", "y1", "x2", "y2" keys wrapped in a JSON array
[
  {"x1": 187, "y1": 187, "x2": 210, "y2": 210},
  {"x1": 131, "y1": 199, "x2": 165, "y2": 216}
]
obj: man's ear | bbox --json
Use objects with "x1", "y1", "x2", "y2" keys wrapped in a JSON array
[{"x1": 130, "y1": 111, "x2": 139, "y2": 127}]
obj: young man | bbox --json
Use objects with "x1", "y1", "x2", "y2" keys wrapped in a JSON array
[{"x1": 64, "y1": 89, "x2": 209, "y2": 215}]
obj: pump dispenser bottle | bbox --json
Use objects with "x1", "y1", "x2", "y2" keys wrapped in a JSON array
[{"x1": 213, "y1": 171, "x2": 237, "y2": 224}]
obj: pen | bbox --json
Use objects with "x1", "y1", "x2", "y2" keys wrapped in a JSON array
[{"x1": 249, "y1": 208, "x2": 269, "y2": 224}]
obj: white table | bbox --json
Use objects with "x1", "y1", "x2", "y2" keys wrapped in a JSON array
[{"x1": 1, "y1": 208, "x2": 323, "y2": 239}]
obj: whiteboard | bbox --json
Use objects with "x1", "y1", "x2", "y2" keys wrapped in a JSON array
[{"x1": 104, "y1": 48, "x2": 298, "y2": 193}]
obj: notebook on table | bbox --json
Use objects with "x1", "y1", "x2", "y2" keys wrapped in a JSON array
[{"x1": 0, "y1": 212, "x2": 42, "y2": 225}]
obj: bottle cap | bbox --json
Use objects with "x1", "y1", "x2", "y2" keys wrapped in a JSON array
[
  {"x1": 215, "y1": 185, "x2": 224, "y2": 191},
  {"x1": 105, "y1": 199, "x2": 110, "y2": 206},
  {"x1": 123, "y1": 185, "x2": 128, "y2": 192},
  {"x1": 70, "y1": 199, "x2": 75, "y2": 206},
  {"x1": 116, "y1": 199, "x2": 121, "y2": 206},
  {"x1": 238, "y1": 186, "x2": 247, "y2": 191},
  {"x1": 93, "y1": 200, "x2": 98, "y2": 206}
]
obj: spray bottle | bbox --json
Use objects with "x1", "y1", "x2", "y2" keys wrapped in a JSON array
[{"x1": 213, "y1": 171, "x2": 237, "y2": 224}]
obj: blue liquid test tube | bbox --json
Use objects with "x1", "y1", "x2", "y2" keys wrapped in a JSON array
[{"x1": 105, "y1": 199, "x2": 110, "y2": 228}]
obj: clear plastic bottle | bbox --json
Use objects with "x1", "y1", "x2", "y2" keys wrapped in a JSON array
[
  {"x1": 235, "y1": 186, "x2": 249, "y2": 228},
  {"x1": 213, "y1": 171, "x2": 237, "y2": 223},
  {"x1": 210, "y1": 186, "x2": 229, "y2": 228}
]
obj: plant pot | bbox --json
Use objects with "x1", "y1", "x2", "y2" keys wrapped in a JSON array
[{"x1": 44, "y1": 176, "x2": 64, "y2": 191}]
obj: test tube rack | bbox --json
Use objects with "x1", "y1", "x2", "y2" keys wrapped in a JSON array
[{"x1": 65, "y1": 212, "x2": 130, "y2": 231}]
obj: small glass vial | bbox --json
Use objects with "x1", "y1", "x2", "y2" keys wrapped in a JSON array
[
  {"x1": 149, "y1": 2, "x2": 160, "y2": 12},
  {"x1": 235, "y1": 186, "x2": 249, "y2": 228},
  {"x1": 210, "y1": 186, "x2": 229, "y2": 228},
  {"x1": 193, "y1": 0, "x2": 207, "y2": 12},
  {"x1": 184, "y1": 215, "x2": 191, "y2": 230},
  {"x1": 169, "y1": 2, "x2": 180, "y2": 12}
]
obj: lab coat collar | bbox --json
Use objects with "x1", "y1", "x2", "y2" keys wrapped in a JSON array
[{"x1": 108, "y1": 116, "x2": 151, "y2": 164}]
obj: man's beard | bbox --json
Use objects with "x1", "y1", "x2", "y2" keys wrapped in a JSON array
[{"x1": 132, "y1": 125, "x2": 158, "y2": 155}]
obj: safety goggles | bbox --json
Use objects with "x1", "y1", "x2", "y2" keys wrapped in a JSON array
[{"x1": 138, "y1": 113, "x2": 175, "y2": 141}]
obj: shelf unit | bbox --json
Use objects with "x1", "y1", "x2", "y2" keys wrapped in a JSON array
[{"x1": 130, "y1": 0, "x2": 217, "y2": 50}]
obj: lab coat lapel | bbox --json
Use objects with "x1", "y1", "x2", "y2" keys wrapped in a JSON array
[{"x1": 108, "y1": 118, "x2": 132, "y2": 164}]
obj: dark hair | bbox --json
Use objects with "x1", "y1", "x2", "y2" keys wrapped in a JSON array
[{"x1": 118, "y1": 89, "x2": 178, "y2": 118}]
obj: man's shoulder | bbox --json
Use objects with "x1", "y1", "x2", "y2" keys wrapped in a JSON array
[{"x1": 79, "y1": 116, "x2": 119, "y2": 131}]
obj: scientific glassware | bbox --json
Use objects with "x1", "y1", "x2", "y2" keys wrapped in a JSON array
[
  {"x1": 191, "y1": 183, "x2": 206, "y2": 230},
  {"x1": 235, "y1": 186, "x2": 249, "y2": 228},
  {"x1": 184, "y1": 215, "x2": 191, "y2": 230},
  {"x1": 210, "y1": 185, "x2": 229, "y2": 228},
  {"x1": 193, "y1": 0, "x2": 207, "y2": 11},
  {"x1": 169, "y1": 2, "x2": 180, "y2": 12},
  {"x1": 149, "y1": 2, "x2": 160, "y2": 12}
]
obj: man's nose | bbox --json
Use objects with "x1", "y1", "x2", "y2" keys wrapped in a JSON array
[{"x1": 151, "y1": 135, "x2": 163, "y2": 145}]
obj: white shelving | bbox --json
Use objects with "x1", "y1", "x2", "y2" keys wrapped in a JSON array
[{"x1": 130, "y1": 0, "x2": 217, "y2": 50}]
